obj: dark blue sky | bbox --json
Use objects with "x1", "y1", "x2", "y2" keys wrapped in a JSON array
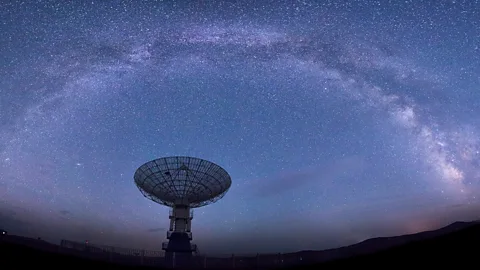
[{"x1": 1, "y1": 0, "x2": 479, "y2": 255}]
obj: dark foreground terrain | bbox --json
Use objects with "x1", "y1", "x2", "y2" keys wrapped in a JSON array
[{"x1": 1, "y1": 222, "x2": 480, "y2": 269}]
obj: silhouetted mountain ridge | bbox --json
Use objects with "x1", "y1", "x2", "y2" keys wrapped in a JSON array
[
  {"x1": 314, "y1": 221, "x2": 480, "y2": 268},
  {"x1": 287, "y1": 220, "x2": 480, "y2": 264},
  {"x1": 348, "y1": 220, "x2": 478, "y2": 250}
]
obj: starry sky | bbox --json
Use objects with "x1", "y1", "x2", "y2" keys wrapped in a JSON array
[{"x1": 1, "y1": 0, "x2": 480, "y2": 255}]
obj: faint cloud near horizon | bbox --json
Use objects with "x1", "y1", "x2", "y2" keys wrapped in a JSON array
[
  {"x1": 147, "y1": 227, "x2": 166, "y2": 233},
  {"x1": 59, "y1": 210, "x2": 71, "y2": 216},
  {"x1": 252, "y1": 155, "x2": 367, "y2": 198}
]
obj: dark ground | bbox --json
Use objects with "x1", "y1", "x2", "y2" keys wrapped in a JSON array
[{"x1": 1, "y1": 223, "x2": 479, "y2": 269}]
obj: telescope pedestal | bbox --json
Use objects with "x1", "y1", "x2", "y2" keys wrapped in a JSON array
[
  {"x1": 162, "y1": 204, "x2": 197, "y2": 268},
  {"x1": 164, "y1": 232, "x2": 196, "y2": 268}
]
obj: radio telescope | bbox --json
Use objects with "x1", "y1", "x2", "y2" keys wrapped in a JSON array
[{"x1": 134, "y1": 156, "x2": 232, "y2": 267}]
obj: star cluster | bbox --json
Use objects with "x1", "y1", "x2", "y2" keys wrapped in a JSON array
[{"x1": 0, "y1": 0, "x2": 479, "y2": 255}]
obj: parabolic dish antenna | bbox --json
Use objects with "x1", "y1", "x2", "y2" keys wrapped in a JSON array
[
  {"x1": 134, "y1": 156, "x2": 232, "y2": 208},
  {"x1": 134, "y1": 156, "x2": 232, "y2": 267}
]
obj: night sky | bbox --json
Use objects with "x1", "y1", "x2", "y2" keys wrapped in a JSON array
[{"x1": 1, "y1": 0, "x2": 480, "y2": 255}]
